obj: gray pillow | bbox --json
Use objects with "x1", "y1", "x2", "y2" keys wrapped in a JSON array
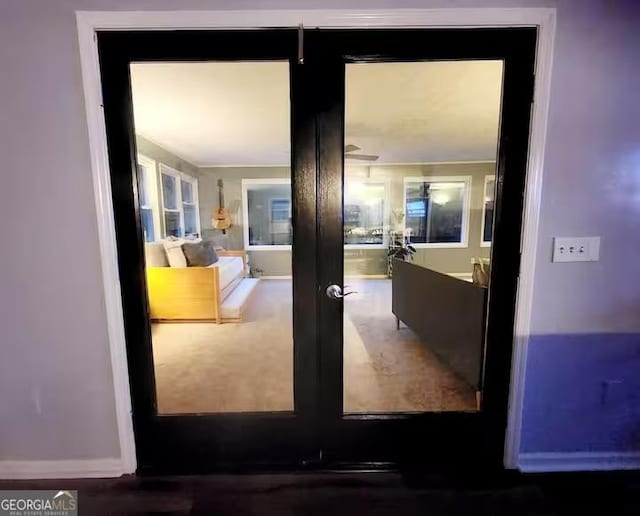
[{"x1": 181, "y1": 241, "x2": 219, "y2": 267}]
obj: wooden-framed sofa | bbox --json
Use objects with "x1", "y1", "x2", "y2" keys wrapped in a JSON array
[{"x1": 145, "y1": 243, "x2": 255, "y2": 323}]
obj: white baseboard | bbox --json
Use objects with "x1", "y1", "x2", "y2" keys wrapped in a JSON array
[
  {"x1": 0, "y1": 458, "x2": 128, "y2": 479},
  {"x1": 519, "y1": 451, "x2": 640, "y2": 472}
]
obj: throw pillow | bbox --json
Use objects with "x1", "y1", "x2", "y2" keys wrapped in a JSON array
[
  {"x1": 182, "y1": 241, "x2": 219, "y2": 267},
  {"x1": 144, "y1": 242, "x2": 169, "y2": 267},
  {"x1": 163, "y1": 238, "x2": 187, "y2": 267}
]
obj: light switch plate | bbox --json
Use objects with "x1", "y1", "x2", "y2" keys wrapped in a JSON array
[{"x1": 553, "y1": 237, "x2": 600, "y2": 262}]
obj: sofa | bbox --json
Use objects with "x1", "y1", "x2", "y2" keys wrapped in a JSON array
[
  {"x1": 144, "y1": 242, "x2": 253, "y2": 323},
  {"x1": 392, "y1": 259, "x2": 488, "y2": 408}
]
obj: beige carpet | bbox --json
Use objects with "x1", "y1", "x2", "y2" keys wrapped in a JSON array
[{"x1": 151, "y1": 279, "x2": 476, "y2": 415}]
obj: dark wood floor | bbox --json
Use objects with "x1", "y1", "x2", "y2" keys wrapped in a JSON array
[{"x1": 1, "y1": 470, "x2": 639, "y2": 515}]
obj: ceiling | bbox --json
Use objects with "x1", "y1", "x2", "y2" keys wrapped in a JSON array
[{"x1": 130, "y1": 60, "x2": 503, "y2": 167}]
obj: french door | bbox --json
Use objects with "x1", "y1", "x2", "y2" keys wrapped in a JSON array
[
  {"x1": 99, "y1": 27, "x2": 535, "y2": 473},
  {"x1": 308, "y1": 29, "x2": 535, "y2": 469}
]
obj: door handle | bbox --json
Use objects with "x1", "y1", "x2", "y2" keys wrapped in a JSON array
[{"x1": 326, "y1": 284, "x2": 356, "y2": 300}]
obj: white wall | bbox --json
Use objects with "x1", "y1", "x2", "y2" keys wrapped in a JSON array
[{"x1": 1, "y1": 0, "x2": 639, "y2": 469}]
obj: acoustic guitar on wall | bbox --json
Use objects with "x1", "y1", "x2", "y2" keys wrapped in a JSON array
[{"x1": 212, "y1": 179, "x2": 231, "y2": 234}]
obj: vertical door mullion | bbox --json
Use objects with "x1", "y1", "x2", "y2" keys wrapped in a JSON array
[
  {"x1": 314, "y1": 58, "x2": 346, "y2": 448},
  {"x1": 290, "y1": 60, "x2": 321, "y2": 454}
]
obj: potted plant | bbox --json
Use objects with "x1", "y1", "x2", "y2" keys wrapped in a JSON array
[
  {"x1": 388, "y1": 235, "x2": 416, "y2": 261},
  {"x1": 387, "y1": 229, "x2": 416, "y2": 277},
  {"x1": 250, "y1": 266, "x2": 264, "y2": 278}
]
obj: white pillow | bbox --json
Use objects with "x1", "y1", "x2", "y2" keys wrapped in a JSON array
[
  {"x1": 145, "y1": 242, "x2": 169, "y2": 267},
  {"x1": 163, "y1": 238, "x2": 187, "y2": 268}
]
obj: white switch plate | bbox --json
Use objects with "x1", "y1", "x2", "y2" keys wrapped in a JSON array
[{"x1": 553, "y1": 237, "x2": 600, "y2": 262}]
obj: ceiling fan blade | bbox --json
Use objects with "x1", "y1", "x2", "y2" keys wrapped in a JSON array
[
  {"x1": 345, "y1": 144, "x2": 361, "y2": 153},
  {"x1": 345, "y1": 153, "x2": 379, "y2": 161}
]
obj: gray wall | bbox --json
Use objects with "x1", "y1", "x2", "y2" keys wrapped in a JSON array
[
  {"x1": 136, "y1": 135, "x2": 200, "y2": 179},
  {"x1": 199, "y1": 163, "x2": 494, "y2": 276},
  {"x1": 347, "y1": 163, "x2": 493, "y2": 275},
  {"x1": 199, "y1": 167, "x2": 291, "y2": 275},
  {"x1": 1, "y1": 0, "x2": 639, "y2": 466}
]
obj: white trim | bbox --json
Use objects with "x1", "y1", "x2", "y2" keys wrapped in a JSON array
[
  {"x1": 136, "y1": 153, "x2": 161, "y2": 242},
  {"x1": 504, "y1": 8, "x2": 556, "y2": 470},
  {"x1": 159, "y1": 163, "x2": 184, "y2": 237},
  {"x1": 77, "y1": 14, "x2": 137, "y2": 476},
  {"x1": 76, "y1": 8, "x2": 556, "y2": 475},
  {"x1": 0, "y1": 459, "x2": 126, "y2": 480},
  {"x1": 480, "y1": 174, "x2": 496, "y2": 247},
  {"x1": 518, "y1": 452, "x2": 640, "y2": 473},
  {"x1": 344, "y1": 244, "x2": 387, "y2": 250},
  {"x1": 158, "y1": 163, "x2": 201, "y2": 238},
  {"x1": 403, "y1": 175, "x2": 471, "y2": 248},
  {"x1": 181, "y1": 173, "x2": 201, "y2": 237},
  {"x1": 76, "y1": 9, "x2": 556, "y2": 30},
  {"x1": 136, "y1": 154, "x2": 156, "y2": 210}
]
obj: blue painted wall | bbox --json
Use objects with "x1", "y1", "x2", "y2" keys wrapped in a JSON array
[{"x1": 521, "y1": 334, "x2": 640, "y2": 453}]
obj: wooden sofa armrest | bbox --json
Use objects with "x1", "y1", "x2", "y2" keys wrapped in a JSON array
[
  {"x1": 146, "y1": 266, "x2": 221, "y2": 322},
  {"x1": 217, "y1": 249, "x2": 249, "y2": 273}
]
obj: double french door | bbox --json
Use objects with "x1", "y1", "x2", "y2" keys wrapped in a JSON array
[{"x1": 99, "y1": 27, "x2": 535, "y2": 473}]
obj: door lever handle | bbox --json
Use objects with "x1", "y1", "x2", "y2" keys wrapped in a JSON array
[{"x1": 326, "y1": 284, "x2": 357, "y2": 300}]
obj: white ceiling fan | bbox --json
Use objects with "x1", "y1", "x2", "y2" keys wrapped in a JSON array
[{"x1": 345, "y1": 144, "x2": 379, "y2": 161}]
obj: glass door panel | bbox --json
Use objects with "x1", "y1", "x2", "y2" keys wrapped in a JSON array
[
  {"x1": 130, "y1": 61, "x2": 294, "y2": 415},
  {"x1": 343, "y1": 61, "x2": 504, "y2": 414}
]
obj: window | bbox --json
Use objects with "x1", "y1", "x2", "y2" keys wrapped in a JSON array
[
  {"x1": 136, "y1": 154, "x2": 159, "y2": 243},
  {"x1": 159, "y1": 164, "x2": 200, "y2": 238},
  {"x1": 242, "y1": 179, "x2": 291, "y2": 249},
  {"x1": 181, "y1": 178, "x2": 198, "y2": 236},
  {"x1": 270, "y1": 198, "x2": 290, "y2": 222},
  {"x1": 481, "y1": 176, "x2": 496, "y2": 246},
  {"x1": 344, "y1": 180, "x2": 386, "y2": 247},
  {"x1": 404, "y1": 177, "x2": 471, "y2": 247}
]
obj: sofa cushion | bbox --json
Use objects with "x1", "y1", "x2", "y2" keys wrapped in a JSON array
[
  {"x1": 145, "y1": 242, "x2": 169, "y2": 267},
  {"x1": 182, "y1": 241, "x2": 219, "y2": 267}
]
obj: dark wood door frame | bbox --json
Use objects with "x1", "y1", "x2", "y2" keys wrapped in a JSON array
[
  {"x1": 99, "y1": 27, "x2": 536, "y2": 474},
  {"x1": 98, "y1": 29, "x2": 320, "y2": 473}
]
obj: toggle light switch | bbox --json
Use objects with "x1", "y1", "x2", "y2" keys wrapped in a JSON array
[{"x1": 553, "y1": 237, "x2": 600, "y2": 262}]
